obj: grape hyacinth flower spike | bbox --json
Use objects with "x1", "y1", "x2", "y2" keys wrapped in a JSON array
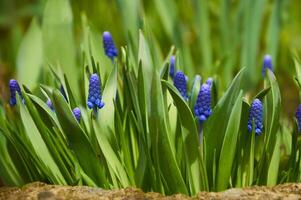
[
  {"x1": 87, "y1": 73, "x2": 105, "y2": 110},
  {"x1": 247, "y1": 98, "x2": 264, "y2": 135},
  {"x1": 295, "y1": 105, "x2": 301, "y2": 132},
  {"x1": 9, "y1": 79, "x2": 24, "y2": 106},
  {"x1": 46, "y1": 99, "x2": 54, "y2": 111},
  {"x1": 72, "y1": 107, "x2": 81, "y2": 122},
  {"x1": 262, "y1": 54, "x2": 273, "y2": 77},
  {"x1": 174, "y1": 71, "x2": 188, "y2": 101},
  {"x1": 103, "y1": 31, "x2": 118, "y2": 60},
  {"x1": 194, "y1": 79, "x2": 213, "y2": 123},
  {"x1": 169, "y1": 56, "x2": 176, "y2": 79}
]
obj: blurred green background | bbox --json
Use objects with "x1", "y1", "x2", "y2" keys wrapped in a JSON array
[{"x1": 1, "y1": 0, "x2": 301, "y2": 117}]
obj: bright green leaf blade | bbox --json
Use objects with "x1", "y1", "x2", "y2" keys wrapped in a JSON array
[
  {"x1": 17, "y1": 18, "x2": 43, "y2": 89},
  {"x1": 216, "y1": 91, "x2": 243, "y2": 191}
]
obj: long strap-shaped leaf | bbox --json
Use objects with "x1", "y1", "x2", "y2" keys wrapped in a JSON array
[
  {"x1": 162, "y1": 80, "x2": 208, "y2": 194},
  {"x1": 52, "y1": 90, "x2": 108, "y2": 188}
]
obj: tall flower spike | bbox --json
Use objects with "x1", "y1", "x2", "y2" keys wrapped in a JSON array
[
  {"x1": 87, "y1": 73, "x2": 105, "y2": 110},
  {"x1": 169, "y1": 56, "x2": 176, "y2": 79},
  {"x1": 262, "y1": 54, "x2": 273, "y2": 77},
  {"x1": 194, "y1": 79, "x2": 212, "y2": 123},
  {"x1": 103, "y1": 31, "x2": 118, "y2": 60},
  {"x1": 9, "y1": 79, "x2": 23, "y2": 106},
  {"x1": 247, "y1": 98, "x2": 264, "y2": 135},
  {"x1": 295, "y1": 105, "x2": 301, "y2": 132},
  {"x1": 174, "y1": 71, "x2": 188, "y2": 100},
  {"x1": 46, "y1": 99, "x2": 54, "y2": 111},
  {"x1": 72, "y1": 107, "x2": 81, "y2": 122}
]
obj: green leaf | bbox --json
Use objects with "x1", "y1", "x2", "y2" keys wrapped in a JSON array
[
  {"x1": 216, "y1": 91, "x2": 243, "y2": 191},
  {"x1": 19, "y1": 98, "x2": 66, "y2": 184},
  {"x1": 98, "y1": 65, "x2": 118, "y2": 144},
  {"x1": 0, "y1": 134, "x2": 24, "y2": 186},
  {"x1": 52, "y1": 90, "x2": 108, "y2": 188},
  {"x1": 203, "y1": 68, "x2": 245, "y2": 189},
  {"x1": 267, "y1": 133, "x2": 280, "y2": 186},
  {"x1": 194, "y1": 0, "x2": 212, "y2": 73},
  {"x1": 42, "y1": 0, "x2": 78, "y2": 97},
  {"x1": 189, "y1": 75, "x2": 202, "y2": 110},
  {"x1": 92, "y1": 120, "x2": 131, "y2": 187},
  {"x1": 138, "y1": 31, "x2": 153, "y2": 94},
  {"x1": 149, "y1": 70, "x2": 187, "y2": 194},
  {"x1": 258, "y1": 70, "x2": 281, "y2": 184},
  {"x1": 163, "y1": 80, "x2": 208, "y2": 193},
  {"x1": 17, "y1": 18, "x2": 43, "y2": 89}
]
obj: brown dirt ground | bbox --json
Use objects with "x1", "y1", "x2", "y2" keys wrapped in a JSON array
[{"x1": 1, "y1": 182, "x2": 301, "y2": 200}]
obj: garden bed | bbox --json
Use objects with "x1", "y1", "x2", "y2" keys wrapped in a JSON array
[{"x1": 1, "y1": 182, "x2": 301, "y2": 200}]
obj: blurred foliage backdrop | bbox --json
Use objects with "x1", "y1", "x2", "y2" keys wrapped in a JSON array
[{"x1": 1, "y1": 0, "x2": 301, "y2": 116}]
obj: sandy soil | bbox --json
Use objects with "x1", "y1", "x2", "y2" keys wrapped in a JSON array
[{"x1": 1, "y1": 182, "x2": 301, "y2": 200}]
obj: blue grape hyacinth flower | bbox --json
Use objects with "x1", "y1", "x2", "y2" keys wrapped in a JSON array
[
  {"x1": 247, "y1": 98, "x2": 264, "y2": 135},
  {"x1": 194, "y1": 79, "x2": 212, "y2": 123},
  {"x1": 72, "y1": 107, "x2": 81, "y2": 122},
  {"x1": 174, "y1": 71, "x2": 188, "y2": 100},
  {"x1": 9, "y1": 79, "x2": 24, "y2": 106},
  {"x1": 103, "y1": 31, "x2": 118, "y2": 60},
  {"x1": 46, "y1": 99, "x2": 54, "y2": 111},
  {"x1": 87, "y1": 73, "x2": 105, "y2": 110},
  {"x1": 262, "y1": 54, "x2": 273, "y2": 77},
  {"x1": 295, "y1": 105, "x2": 301, "y2": 132},
  {"x1": 169, "y1": 56, "x2": 176, "y2": 79}
]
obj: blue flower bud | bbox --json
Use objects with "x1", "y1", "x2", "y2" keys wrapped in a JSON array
[
  {"x1": 87, "y1": 73, "x2": 105, "y2": 110},
  {"x1": 174, "y1": 71, "x2": 188, "y2": 100},
  {"x1": 262, "y1": 54, "x2": 273, "y2": 77},
  {"x1": 169, "y1": 56, "x2": 176, "y2": 79},
  {"x1": 194, "y1": 79, "x2": 212, "y2": 123},
  {"x1": 9, "y1": 79, "x2": 23, "y2": 106},
  {"x1": 247, "y1": 98, "x2": 264, "y2": 135},
  {"x1": 72, "y1": 107, "x2": 81, "y2": 122},
  {"x1": 295, "y1": 105, "x2": 301, "y2": 132},
  {"x1": 103, "y1": 31, "x2": 118, "y2": 60},
  {"x1": 46, "y1": 99, "x2": 54, "y2": 111}
]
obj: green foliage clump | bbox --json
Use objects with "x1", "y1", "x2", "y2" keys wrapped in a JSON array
[{"x1": 1, "y1": 0, "x2": 301, "y2": 196}]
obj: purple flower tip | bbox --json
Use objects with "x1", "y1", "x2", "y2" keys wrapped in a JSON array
[
  {"x1": 46, "y1": 99, "x2": 54, "y2": 111},
  {"x1": 169, "y1": 56, "x2": 176, "y2": 78},
  {"x1": 262, "y1": 54, "x2": 273, "y2": 77}
]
